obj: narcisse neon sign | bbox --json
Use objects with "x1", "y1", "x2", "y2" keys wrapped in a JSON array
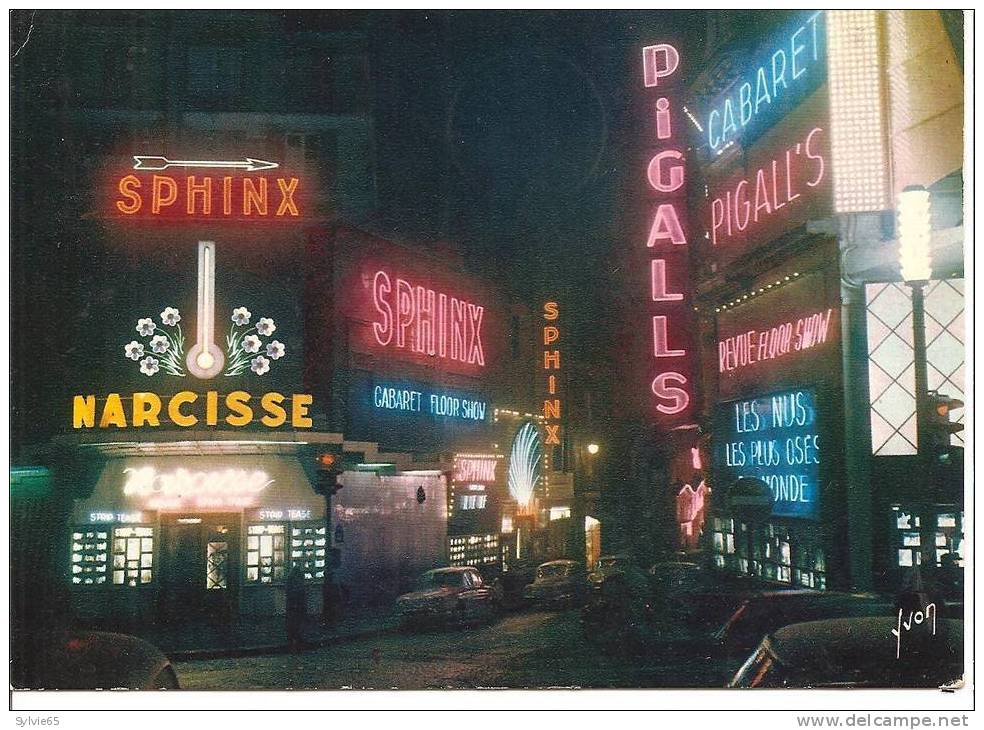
[
  {"x1": 641, "y1": 43, "x2": 694, "y2": 420},
  {"x1": 371, "y1": 270, "x2": 485, "y2": 367}
]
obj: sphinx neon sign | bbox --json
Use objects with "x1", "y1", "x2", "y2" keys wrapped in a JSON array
[
  {"x1": 453, "y1": 457, "x2": 498, "y2": 483},
  {"x1": 123, "y1": 466, "x2": 274, "y2": 509},
  {"x1": 371, "y1": 270, "x2": 485, "y2": 367},
  {"x1": 641, "y1": 43, "x2": 694, "y2": 419}
]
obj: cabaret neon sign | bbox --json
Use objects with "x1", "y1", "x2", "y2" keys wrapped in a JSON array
[
  {"x1": 371, "y1": 270, "x2": 485, "y2": 367},
  {"x1": 718, "y1": 307, "x2": 834, "y2": 373},
  {"x1": 710, "y1": 127, "x2": 826, "y2": 247},
  {"x1": 371, "y1": 383, "x2": 488, "y2": 422},
  {"x1": 641, "y1": 43, "x2": 694, "y2": 419},
  {"x1": 72, "y1": 391, "x2": 314, "y2": 429},
  {"x1": 542, "y1": 301, "x2": 562, "y2": 446},
  {"x1": 123, "y1": 466, "x2": 273, "y2": 510},
  {"x1": 705, "y1": 11, "x2": 826, "y2": 152}
]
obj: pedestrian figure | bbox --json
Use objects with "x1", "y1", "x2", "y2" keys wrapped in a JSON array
[{"x1": 286, "y1": 566, "x2": 306, "y2": 653}]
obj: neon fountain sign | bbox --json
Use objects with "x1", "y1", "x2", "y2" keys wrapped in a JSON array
[
  {"x1": 122, "y1": 466, "x2": 274, "y2": 510},
  {"x1": 641, "y1": 43, "x2": 694, "y2": 419},
  {"x1": 371, "y1": 270, "x2": 485, "y2": 367}
]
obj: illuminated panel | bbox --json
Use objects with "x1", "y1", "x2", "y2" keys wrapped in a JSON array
[
  {"x1": 122, "y1": 466, "x2": 274, "y2": 510},
  {"x1": 827, "y1": 10, "x2": 890, "y2": 213},
  {"x1": 712, "y1": 389, "x2": 822, "y2": 520},
  {"x1": 639, "y1": 42, "x2": 696, "y2": 425},
  {"x1": 371, "y1": 381, "x2": 489, "y2": 423},
  {"x1": 453, "y1": 456, "x2": 499, "y2": 483},
  {"x1": 866, "y1": 279, "x2": 964, "y2": 455}
]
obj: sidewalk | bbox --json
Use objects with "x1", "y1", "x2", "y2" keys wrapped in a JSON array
[{"x1": 129, "y1": 608, "x2": 399, "y2": 662}]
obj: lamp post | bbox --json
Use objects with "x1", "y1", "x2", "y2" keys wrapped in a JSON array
[
  {"x1": 897, "y1": 185, "x2": 933, "y2": 457},
  {"x1": 897, "y1": 185, "x2": 933, "y2": 569}
]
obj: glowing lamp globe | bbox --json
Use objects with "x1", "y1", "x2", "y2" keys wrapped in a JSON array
[{"x1": 897, "y1": 186, "x2": 932, "y2": 283}]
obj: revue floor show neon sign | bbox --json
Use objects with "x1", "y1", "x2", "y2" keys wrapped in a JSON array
[{"x1": 640, "y1": 43, "x2": 696, "y2": 422}]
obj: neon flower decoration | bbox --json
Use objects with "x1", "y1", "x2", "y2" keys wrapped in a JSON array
[{"x1": 507, "y1": 422, "x2": 541, "y2": 508}]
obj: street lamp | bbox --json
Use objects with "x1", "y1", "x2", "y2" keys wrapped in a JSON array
[
  {"x1": 897, "y1": 185, "x2": 933, "y2": 457},
  {"x1": 586, "y1": 443, "x2": 600, "y2": 455}
]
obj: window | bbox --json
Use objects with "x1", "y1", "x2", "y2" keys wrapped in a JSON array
[
  {"x1": 448, "y1": 534, "x2": 500, "y2": 567},
  {"x1": 458, "y1": 494, "x2": 488, "y2": 511},
  {"x1": 206, "y1": 541, "x2": 229, "y2": 590},
  {"x1": 71, "y1": 527, "x2": 109, "y2": 586},
  {"x1": 112, "y1": 526, "x2": 154, "y2": 586},
  {"x1": 290, "y1": 523, "x2": 327, "y2": 581},
  {"x1": 246, "y1": 524, "x2": 286, "y2": 584}
]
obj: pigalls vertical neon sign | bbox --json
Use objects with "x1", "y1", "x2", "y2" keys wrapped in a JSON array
[{"x1": 641, "y1": 43, "x2": 695, "y2": 421}]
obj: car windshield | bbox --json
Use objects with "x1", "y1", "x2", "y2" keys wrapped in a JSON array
[
  {"x1": 538, "y1": 564, "x2": 572, "y2": 579},
  {"x1": 419, "y1": 571, "x2": 463, "y2": 589},
  {"x1": 730, "y1": 647, "x2": 791, "y2": 688},
  {"x1": 598, "y1": 558, "x2": 624, "y2": 571}
]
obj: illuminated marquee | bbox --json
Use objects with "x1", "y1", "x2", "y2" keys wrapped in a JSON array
[
  {"x1": 641, "y1": 43, "x2": 695, "y2": 421},
  {"x1": 705, "y1": 11, "x2": 826, "y2": 152},
  {"x1": 713, "y1": 389, "x2": 821, "y2": 520},
  {"x1": 72, "y1": 391, "x2": 314, "y2": 429},
  {"x1": 541, "y1": 301, "x2": 562, "y2": 446},
  {"x1": 453, "y1": 457, "x2": 498, "y2": 483},
  {"x1": 371, "y1": 270, "x2": 485, "y2": 367},
  {"x1": 718, "y1": 307, "x2": 834, "y2": 373},
  {"x1": 710, "y1": 126, "x2": 826, "y2": 247},
  {"x1": 115, "y1": 174, "x2": 300, "y2": 219},
  {"x1": 123, "y1": 466, "x2": 273, "y2": 510}
]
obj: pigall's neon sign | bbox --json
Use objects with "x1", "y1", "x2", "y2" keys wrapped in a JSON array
[
  {"x1": 641, "y1": 44, "x2": 694, "y2": 420},
  {"x1": 371, "y1": 270, "x2": 485, "y2": 367}
]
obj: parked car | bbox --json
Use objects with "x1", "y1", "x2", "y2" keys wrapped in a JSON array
[
  {"x1": 729, "y1": 617, "x2": 964, "y2": 688},
  {"x1": 648, "y1": 561, "x2": 714, "y2": 598},
  {"x1": 714, "y1": 590, "x2": 896, "y2": 658},
  {"x1": 24, "y1": 630, "x2": 179, "y2": 690},
  {"x1": 394, "y1": 566, "x2": 497, "y2": 629},
  {"x1": 524, "y1": 560, "x2": 588, "y2": 608},
  {"x1": 588, "y1": 554, "x2": 632, "y2": 591}
]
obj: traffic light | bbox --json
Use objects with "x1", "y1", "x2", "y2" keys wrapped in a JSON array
[
  {"x1": 926, "y1": 391, "x2": 964, "y2": 451},
  {"x1": 314, "y1": 451, "x2": 343, "y2": 497}
]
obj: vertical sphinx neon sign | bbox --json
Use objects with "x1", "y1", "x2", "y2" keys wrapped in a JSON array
[{"x1": 642, "y1": 43, "x2": 695, "y2": 424}]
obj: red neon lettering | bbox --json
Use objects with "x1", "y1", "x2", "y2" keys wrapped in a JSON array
[
  {"x1": 544, "y1": 424, "x2": 561, "y2": 445},
  {"x1": 222, "y1": 177, "x2": 233, "y2": 215},
  {"x1": 651, "y1": 259, "x2": 683, "y2": 301},
  {"x1": 372, "y1": 271, "x2": 393, "y2": 346},
  {"x1": 454, "y1": 458, "x2": 497, "y2": 482},
  {"x1": 544, "y1": 399, "x2": 561, "y2": 419},
  {"x1": 276, "y1": 178, "x2": 299, "y2": 216},
  {"x1": 647, "y1": 149, "x2": 685, "y2": 193},
  {"x1": 116, "y1": 175, "x2": 142, "y2": 214},
  {"x1": 642, "y1": 44, "x2": 680, "y2": 87},
  {"x1": 543, "y1": 325, "x2": 559, "y2": 345},
  {"x1": 544, "y1": 350, "x2": 561, "y2": 369},
  {"x1": 718, "y1": 308, "x2": 835, "y2": 373},
  {"x1": 543, "y1": 301, "x2": 559, "y2": 320},
  {"x1": 653, "y1": 316, "x2": 686, "y2": 358},
  {"x1": 242, "y1": 178, "x2": 268, "y2": 216},
  {"x1": 369, "y1": 271, "x2": 486, "y2": 367},
  {"x1": 652, "y1": 372, "x2": 690, "y2": 414},
  {"x1": 186, "y1": 176, "x2": 211, "y2": 215},
  {"x1": 152, "y1": 176, "x2": 178, "y2": 214},
  {"x1": 655, "y1": 97, "x2": 672, "y2": 139},
  {"x1": 646, "y1": 203, "x2": 686, "y2": 247}
]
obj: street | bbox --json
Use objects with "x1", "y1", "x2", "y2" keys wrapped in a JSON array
[{"x1": 175, "y1": 609, "x2": 728, "y2": 690}]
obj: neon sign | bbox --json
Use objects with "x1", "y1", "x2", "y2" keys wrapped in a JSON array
[
  {"x1": 370, "y1": 382, "x2": 488, "y2": 422},
  {"x1": 123, "y1": 466, "x2": 273, "y2": 510},
  {"x1": 705, "y1": 11, "x2": 826, "y2": 152},
  {"x1": 507, "y1": 422, "x2": 541, "y2": 509},
  {"x1": 640, "y1": 43, "x2": 695, "y2": 422},
  {"x1": 710, "y1": 126, "x2": 826, "y2": 247},
  {"x1": 72, "y1": 391, "x2": 314, "y2": 429},
  {"x1": 541, "y1": 301, "x2": 562, "y2": 446},
  {"x1": 718, "y1": 307, "x2": 834, "y2": 373},
  {"x1": 371, "y1": 270, "x2": 485, "y2": 367},
  {"x1": 713, "y1": 389, "x2": 821, "y2": 520},
  {"x1": 453, "y1": 457, "x2": 498, "y2": 483}
]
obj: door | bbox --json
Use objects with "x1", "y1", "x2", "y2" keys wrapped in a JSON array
[{"x1": 159, "y1": 516, "x2": 240, "y2": 624}]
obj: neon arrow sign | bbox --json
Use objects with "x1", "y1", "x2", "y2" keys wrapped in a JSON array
[{"x1": 132, "y1": 156, "x2": 279, "y2": 173}]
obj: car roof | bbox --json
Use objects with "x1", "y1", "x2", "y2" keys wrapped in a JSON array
[
  {"x1": 539, "y1": 559, "x2": 578, "y2": 567},
  {"x1": 426, "y1": 566, "x2": 473, "y2": 575},
  {"x1": 651, "y1": 561, "x2": 701, "y2": 569},
  {"x1": 768, "y1": 617, "x2": 963, "y2": 669}
]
